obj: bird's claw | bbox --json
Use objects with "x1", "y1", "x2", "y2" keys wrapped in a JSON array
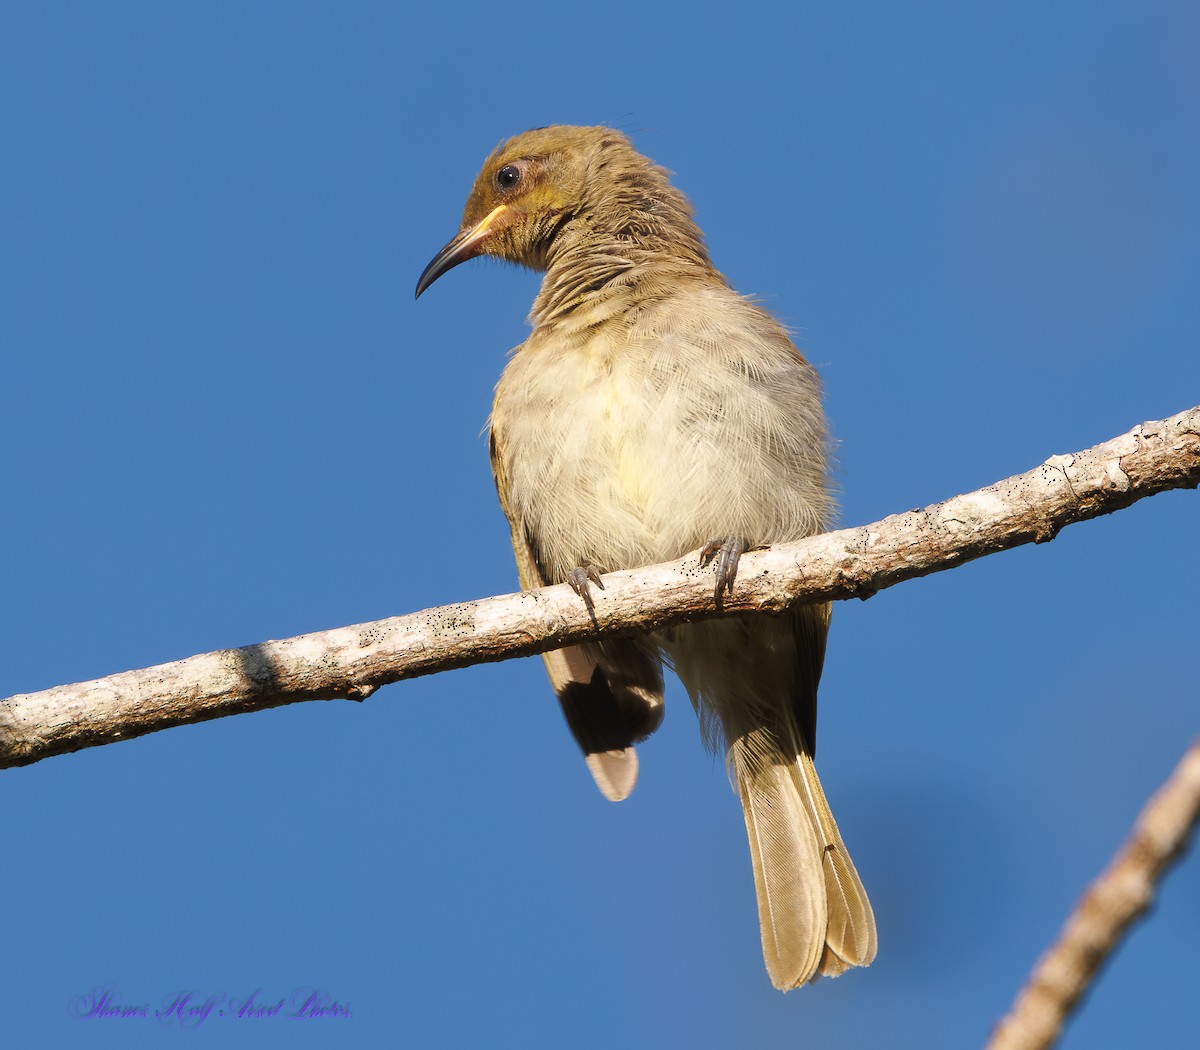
[
  {"x1": 567, "y1": 564, "x2": 604, "y2": 619},
  {"x1": 700, "y1": 536, "x2": 748, "y2": 605}
]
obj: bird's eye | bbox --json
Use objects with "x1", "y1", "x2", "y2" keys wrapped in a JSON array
[{"x1": 495, "y1": 164, "x2": 522, "y2": 191}]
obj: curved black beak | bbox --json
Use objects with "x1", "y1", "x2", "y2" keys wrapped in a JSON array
[{"x1": 414, "y1": 204, "x2": 510, "y2": 299}]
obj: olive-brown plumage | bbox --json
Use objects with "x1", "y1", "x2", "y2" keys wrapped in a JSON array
[{"x1": 417, "y1": 125, "x2": 876, "y2": 988}]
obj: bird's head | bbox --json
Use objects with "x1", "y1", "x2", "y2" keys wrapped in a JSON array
[{"x1": 415, "y1": 125, "x2": 707, "y2": 298}]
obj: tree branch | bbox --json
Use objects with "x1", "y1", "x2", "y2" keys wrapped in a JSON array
[
  {"x1": 986, "y1": 739, "x2": 1200, "y2": 1050},
  {"x1": 1, "y1": 406, "x2": 1196, "y2": 769}
]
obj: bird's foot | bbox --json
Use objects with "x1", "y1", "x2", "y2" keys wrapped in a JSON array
[
  {"x1": 699, "y1": 536, "x2": 748, "y2": 606},
  {"x1": 566, "y1": 564, "x2": 604, "y2": 620}
]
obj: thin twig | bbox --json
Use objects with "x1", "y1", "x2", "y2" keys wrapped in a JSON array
[
  {"x1": 986, "y1": 740, "x2": 1200, "y2": 1050},
  {"x1": 1, "y1": 407, "x2": 1197, "y2": 769}
]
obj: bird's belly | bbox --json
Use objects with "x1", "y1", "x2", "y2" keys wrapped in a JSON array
[
  {"x1": 493, "y1": 353, "x2": 719, "y2": 581},
  {"x1": 493, "y1": 334, "x2": 828, "y2": 583}
]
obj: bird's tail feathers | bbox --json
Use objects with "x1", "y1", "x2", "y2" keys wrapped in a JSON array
[
  {"x1": 737, "y1": 752, "x2": 825, "y2": 988},
  {"x1": 794, "y1": 751, "x2": 877, "y2": 972},
  {"x1": 732, "y1": 734, "x2": 876, "y2": 989}
]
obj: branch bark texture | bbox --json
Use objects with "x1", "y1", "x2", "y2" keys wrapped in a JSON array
[
  {"x1": 986, "y1": 739, "x2": 1200, "y2": 1050},
  {"x1": 2, "y1": 406, "x2": 1196, "y2": 769}
]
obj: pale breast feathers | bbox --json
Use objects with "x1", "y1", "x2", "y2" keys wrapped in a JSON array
[{"x1": 490, "y1": 286, "x2": 833, "y2": 583}]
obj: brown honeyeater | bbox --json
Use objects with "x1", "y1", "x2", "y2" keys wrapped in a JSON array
[{"x1": 416, "y1": 125, "x2": 876, "y2": 989}]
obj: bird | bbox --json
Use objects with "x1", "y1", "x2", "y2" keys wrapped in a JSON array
[{"x1": 415, "y1": 125, "x2": 876, "y2": 989}]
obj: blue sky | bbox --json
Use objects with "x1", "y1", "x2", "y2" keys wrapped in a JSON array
[{"x1": 3, "y1": 3, "x2": 1198, "y2": 1047}]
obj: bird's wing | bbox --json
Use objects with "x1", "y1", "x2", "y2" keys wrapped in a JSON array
[
  {"x1": 489, "y1": 428, "x2": 663, "y2": 802},
  {"x1": 790, "y1": 601, "x2": 831, "y2": 757}
]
